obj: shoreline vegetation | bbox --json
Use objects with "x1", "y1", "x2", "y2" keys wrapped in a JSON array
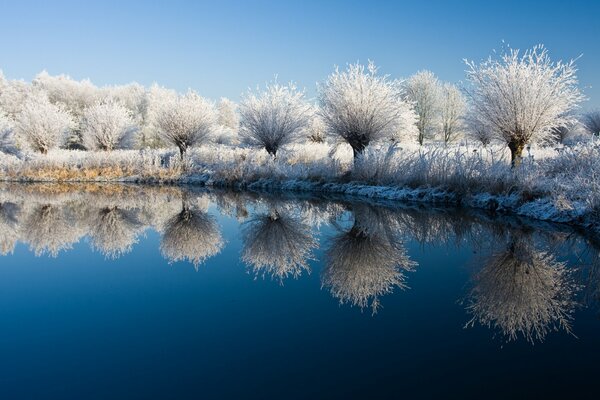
[{"x1": 1, "y1": 45, "x2": 600, "y2": 231}]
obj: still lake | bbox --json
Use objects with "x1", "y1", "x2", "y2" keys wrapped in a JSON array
[{"x1": 0, "y1": 183, "x2": 599, "y2": 399}]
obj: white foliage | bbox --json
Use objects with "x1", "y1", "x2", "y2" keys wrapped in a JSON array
[
  {"x1": 465, "y1": 45, "x2": 585, "y2": 164},
  {"x1": 156, "y1": 91, "x2": 216, "y2": 157},
  {"x1": 404, "y1": 70, "x2": 441, "y2": 145},
  {"x1": 15, "y1": 94, "x2": 74, "y2": 154},
  {"x1": 319, "y1": 62, "x2": 417, "y2": 157},
  {"x1": 239, "y1": 82, "x2": 312, "y2": 157},
  {"x1": 81, "y1": 100, "x2": 138, "y2": 151}
]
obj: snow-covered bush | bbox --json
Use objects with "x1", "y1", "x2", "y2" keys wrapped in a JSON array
[
  {"x1": 81, "y1": 100, "x2": 138, "y2": 151},
  {"x1": 155, "y1": 91, "x2": 217, "y2": 159},
  {"x1": 581, "y1": 110, "x2": 600, "y2": 137},
  {"x1": 15, "y1": 95, "x2": 74, "y2": 154},
  {"x1": 239, "y1": 82, "x2": 312, "y2": 157},
  {"x1": 465, "y1": 45, "x2": 584, "y2": 167},
  {"x1": 404, "y1": 70, "x2": 441, "y2": 145},
  {"x1": 319, "y1": 62, "x2": 417, "y2": 161},
  {"x1": 0, "y1": 112, "x2": 19, "y2": 156}
]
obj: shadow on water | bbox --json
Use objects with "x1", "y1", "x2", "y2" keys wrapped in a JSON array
[{"x1": 1, "y1": 182, "x2": 600, "y2": 345}]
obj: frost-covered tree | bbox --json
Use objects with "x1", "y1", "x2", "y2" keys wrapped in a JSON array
[
  {"x1": 307, "y1": 115, "x2": 327, "y2": 143},
  {"x1": 322, "y1": 205, "x2": 416, "y2": 313},
  {"x1": 15, "y1": 95, "x2": 73, "y2": 154},
  {"x1": 581, "y1": 110, "x2": 600, "y2": 137},
  {"x1": 103, "y1": 83, "x2": 148, "y2": 127},
  {"x1": 81, "y1": 101, "x2": 137, "y2": 151},
  {"x1": 465, "y1": 45, "x2": 584, "y2": 167},
  {"x1": 439, "y1": 83, "x2": 466, "y2": 144},
  {"x1": 319, "y1": 62, "x2": 417, "y2": 161},
  {"x1": 160, "y1": 202, "x2": 223, "y2": 268},
  {"x1": 241, "y1": 210, "x2": 317, "y2": 281},
  {"x1": 155, "y1": 91, "x2": 216, "y2": 159},
  {"x1": 465, "y1": 237, "x2": 578, "y2": 343},
  {"x1": 464, "y1": 112, "x2": 494, "y2": 147},
  {"x1": 141, "y1": 84, "x2": 178, "y2": 148},
  {"x1": 404, "y1": 70, "x2": 441, "y2": 145},
  {"x1": 0, "y1": 72, "x2": 31, "y2": 119},
  {"x1": 217, "y1": 97, "x2": 239, "y2": 130},
  {"x1": 0, "y1": 111, "x2": 19, "y2": 156},
  {"x1": 239, "y1": 82, "x2": 312, "y2": 157}
]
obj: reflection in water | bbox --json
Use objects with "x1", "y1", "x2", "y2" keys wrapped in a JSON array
[
  {"x1": 322, "y1": 205, "x2": 417, "y2": 313},
  {"x1": 1, "y1": 183, "x2": 597, "y2": 344},
  {"x1": 465, "y1": 236, "x2": 579, "y2": 343},
  {"x1": 242, "y1": 209, "x2": 317, "y2": 281},
  {"x1": 22, "y1": 204, "x2": 85, "y2": 257},
  {"x1": 160, "y1": 201, "x2": 224, "y2": 269},
  {"x1": 89, "y1": 207, "x2": 144, "y2": 259}
]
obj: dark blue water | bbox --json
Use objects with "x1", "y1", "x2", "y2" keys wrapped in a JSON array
[{"x1": 0, "y1": 184, "x2": 599, "y2": 399}]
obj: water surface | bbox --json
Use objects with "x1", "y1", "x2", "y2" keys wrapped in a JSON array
[{"x1": 0, "y1": 184, "x2": 599, "y2": 399}]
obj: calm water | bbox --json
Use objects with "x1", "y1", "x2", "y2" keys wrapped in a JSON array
[{"x1": 1, "y1": 183, "x2": 599, "y2": 399}]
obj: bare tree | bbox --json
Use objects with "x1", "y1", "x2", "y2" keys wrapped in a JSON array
[
  {"x1": 465, "y1": 45, "x2": 584, "y2": 167},
  {"x1": 241, "y1": 209, "x2": 317, "y2": 281},
  {"x1": 14, "y1": 95, "x2": 74, "y2": 154},
  {"x1": 319, "y1": 62, "x2": 417, "y2": 162},
  {"x1": 239, "y1": 82, "x2": 312, "y2": 157},
  {"x1": 404, "y1": 70, "x2": 441, "y2": 145},
  {"x1": 465, "y1": 237, "x2": 578, "y2": 343},
  {"x1": 156, "y1": 91, "x2": 217, "y2": 159},
  {"x1": 81, "y1": 100, "x2": 138, "y2": 151},
  {"x1": 439, "y1": 83, "x2": 466, "y2": 144}
]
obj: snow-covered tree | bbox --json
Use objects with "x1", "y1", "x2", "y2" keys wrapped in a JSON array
[
  {"x1": 319, "y1": 62, "x2": 417, "y2": 161},
  {"x1": 0, "y1": 111, "x2": 19, "y2": 156},
  {"x1": 464, "y1": 45, "x2": 584, "y2": 167},
  {"x1": 241, "y1": 210, "x2": 317, "y2": 281},
  {"x1": 140, "y1": 83, "x2": 178, "y2": 148},
  {"x1": 160, "y1": 203, "x2": 223, "y2": 268},
  {"x1": 581, "y1": 110, "x2": 600, "y2": 137},
  {"x1": 103, "y1": 82, "x2": 148, "y2": 127},
  {"x1": 81, "y1": 100, "x2": 137, "y2": 151},
  {"x1": 155, "y1": 91, "x2": 216, "y2": 159},
  {"x1": 217, "y1": 97, "x2": 239, "y2": 130},
  {"x1": 239, "y1": 82, "x2": 312, "y2": 157},
  {"x1": 464, "y1": 112, "x2": 494, "y2": 147},
  {"x1": 404, "y1": 70, "x2": 441, "y2": 145},
  {"x1": 307, "y1": 115, "x2": 327, "y2": 143},
  {"x1": 439, "y1": 83, "x2": 466, "y2": 144},
  {"x1": 0, "y1": 73, "x2": 31, "y2": 119},
  {"x1": 465, "y1": 237, "x2": 578, "y2": 343},
  {"x1": 15, "y1": 95, "x2": 73, "y2": 154}
]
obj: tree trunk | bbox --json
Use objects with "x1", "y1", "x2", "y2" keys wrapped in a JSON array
[
  {"x1": 179, "y1": 145, "x2": 186, "y2": 160},
  {"x1": 508, "y1": 139, "x2": 525, "y2": 168}
]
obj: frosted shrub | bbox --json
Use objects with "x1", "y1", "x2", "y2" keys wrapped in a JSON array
[
  {"x1": 81, "y1": 101, "x2": 138, "y2": 151},
  {"x1": 239, "y1": 82, "x2": 312, "y2": 157},
  {"x1": 15, "y1": 95, "x2": 74, "y2": 154}
]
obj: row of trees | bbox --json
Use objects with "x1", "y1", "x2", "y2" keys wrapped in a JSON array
[{"x1": 1, "y1": 45, "x2": 598, "y2": 167}]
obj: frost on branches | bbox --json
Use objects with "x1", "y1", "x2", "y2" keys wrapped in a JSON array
[
  {"x1": 465, "y1": 45, "x2": 584, "y2": 167},
  {"x1": 239, "y1": 82, "x2": 312, "y2": 157},
  {"x1": 15, "y1": 95, "x2": 74, "y2": 154},
  {"x1": 319, "y1": 62, "x2": 417, "y2": 161},
  {"x1": 404, "y1": 70, "x2": 441, "y2": 145},
  {"x1": 155, "y1": 91, "x2": 217, "y2": 159},
  {"x1": 81, "y1": 100, "x2": 138, "y2": 151}
]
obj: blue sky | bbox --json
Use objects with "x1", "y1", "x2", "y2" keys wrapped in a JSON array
[{"x1": 1, "y1": 0, "x2": 599, "y2": 107}]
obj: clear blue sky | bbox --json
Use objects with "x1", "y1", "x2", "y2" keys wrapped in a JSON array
[{"x1": 1, "y1": 0, "x2": 598, "y2": 107}]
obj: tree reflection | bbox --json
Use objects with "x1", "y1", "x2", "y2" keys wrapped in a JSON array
[
  {"x1": 465, "y1": 236, "x2": 578, "y2": 343},
  {"x1": 160, "y1": 201, "x2": 223, "y2": 269},
  {"x1": 322, "y1": 205, "x2": 417, "y2": 313},
  {"x1": 21, "y1": 204, "x2": 85, "y2": 257},
  {"x1": 242, "y1": 209, "x2": 317, "y2": 281},
  {"x1": 88, "y1": 206, "x2": 143, "y2": 259},
  {"x1": 0, "y1": 202, "x2": 20, "y2": 255}
]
